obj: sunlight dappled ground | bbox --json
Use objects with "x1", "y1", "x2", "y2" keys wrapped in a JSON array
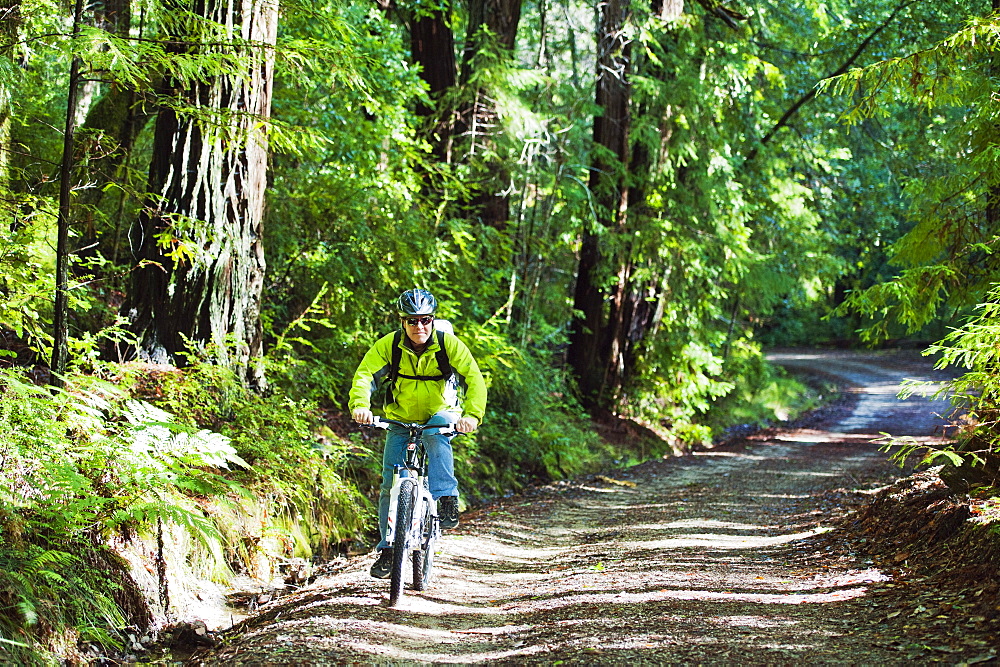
[
  {"x1": 201, "y1": 443, "x2": 902, "y2": 663},
  {"x1": 192, "y1": 351, "x2": 957, "y2": 664}
]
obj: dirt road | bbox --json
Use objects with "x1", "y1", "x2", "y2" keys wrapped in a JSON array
[{"x1": 191, "y1": 350, "x2": 973, "y2": 664}]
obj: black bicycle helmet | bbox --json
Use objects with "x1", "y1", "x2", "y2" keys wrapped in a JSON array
[{"x1": 396, "y1": 288, "x2": 437, "y2": 317}]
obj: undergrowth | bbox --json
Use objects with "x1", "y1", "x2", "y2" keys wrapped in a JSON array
[{"x1": 0, "y1": 364, "x2": 368, "y2": 664}]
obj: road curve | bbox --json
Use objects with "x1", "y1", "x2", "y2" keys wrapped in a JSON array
[{"x1": 768, "y1": 348, "x2": 955, "y2": 437}]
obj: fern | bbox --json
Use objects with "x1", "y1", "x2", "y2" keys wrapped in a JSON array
[
  {"x1": 0, "y1": 367, "x2": 259, "y2": 660},
  {"x1": 825, "y1": 13, "x2": 1000, "y2": 343},
  {"x1": 874, "y1": 285, "x2": 1000, "y2": 482}
]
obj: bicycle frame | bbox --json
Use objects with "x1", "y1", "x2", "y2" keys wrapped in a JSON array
[
  {"x1": 370, "y1": 417, "x2": 455, "y2": 604},
  {"x1": 384, "y1": 427, "x2": 435, "y2": 551}
]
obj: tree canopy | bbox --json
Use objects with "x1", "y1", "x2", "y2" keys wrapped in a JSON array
[{"x1": 3, "y1": 0, "x2": 1000, "y2": 659}]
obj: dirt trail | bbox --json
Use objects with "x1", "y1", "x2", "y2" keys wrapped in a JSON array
[{"x1": 190, "y1": 349, "x2": 969, "y2": 665}]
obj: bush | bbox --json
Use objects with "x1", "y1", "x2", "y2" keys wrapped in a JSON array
[
  {"x1": 0, "y1": 361, "x2": 371, "y2": 662},
  {"x1": 885, "y1": 286, "x2": 1000, "y2": 493},
  {"x1": 459, "y1": 321, "x2": 619, "y2": 498},
  {"x1": 124, "y1": 360, "x2": 372, "y2": 557},
  {"x1": 702, "y1": 339, "x2": 822, "y2": 435},
  {"x1": 0, "y1": 369, "x2": 233, "y2": 662}
]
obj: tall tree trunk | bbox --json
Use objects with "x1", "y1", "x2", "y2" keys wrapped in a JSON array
[
  {"x1": 606, "y1": 5, "x2": 686, "y2": 396},
  {"x1": 456, "y1": 0, "x2": 522, "y2": 228},
  {"x1": 0, "y1": 0, "x2": 20, "y2": 192},
  {"x1": 568, "y1": 0, "x2": 632, "y2": 409},
  {"x1": 989, "y1": 0, "x2": 1000, "y2": 236},
  {"x1": 569, "y1": 0, "x2": 745, "y2": 411},
  {"x1": 124, "y1": 0, "x2": 278, "y2": 390},
  {"x1": 410, "y1": 6, "x2": 457, "y2": 162},
  {"x1": 403, "y1": 0, "x2": 522, "y2": 228},
  {"x1": 51, "y1": 0, "x2": 86, "y2": 384}
]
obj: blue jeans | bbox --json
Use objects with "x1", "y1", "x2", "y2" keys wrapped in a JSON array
[{"x1": 377, "y1": 411, "x2": 459, "y2": 551}]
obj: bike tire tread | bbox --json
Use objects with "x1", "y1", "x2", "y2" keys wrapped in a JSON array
[{"x1": 389, "y1": 479, "x2": 415, "y2": 605}]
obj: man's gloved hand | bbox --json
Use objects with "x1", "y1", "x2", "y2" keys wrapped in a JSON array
[
  {"x1": 352, "y1": 407, "x2": 375, "y2": 425},
  {"x1": 456, "y1": 416, "x2": 478, "y2": 433}
]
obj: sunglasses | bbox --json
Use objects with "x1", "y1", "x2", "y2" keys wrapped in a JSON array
[{"x1": 403, "y1": 316, "x2": 434, "y2": 327}]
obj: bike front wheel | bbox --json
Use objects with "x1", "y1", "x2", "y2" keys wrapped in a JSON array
[{"x1": 389, "y1": 479, "x2": 416, "y2": 606}]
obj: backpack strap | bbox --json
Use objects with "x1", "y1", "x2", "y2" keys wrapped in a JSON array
[
  {"x1": 396, "y1": 330, "x2": 453, "y2": 382},
  {"x1": 385, "y1": 330, "x2": 403, "y2": 405},
  {"x1": 434, "y1": 330, "x2": 452, "y2": 379}
]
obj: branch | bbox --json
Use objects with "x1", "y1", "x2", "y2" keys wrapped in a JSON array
[
  {"x1": 745, "y1": 0, "x2": 920, "y2": 163},
  {"x1": 0, "y1": 33, "x2": 276, "y2": 53},
  {"x1": 694, "y1": 0, "x2": 748, "y2": 31}
]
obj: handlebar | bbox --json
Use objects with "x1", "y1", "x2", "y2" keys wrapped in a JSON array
[{"x1": 364, "y1": 417, "x2": 459, "y2": 437}]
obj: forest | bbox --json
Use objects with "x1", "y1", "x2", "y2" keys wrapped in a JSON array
[{"x1": 3, "y1": 0, "x2": 1000, "y2": 661}]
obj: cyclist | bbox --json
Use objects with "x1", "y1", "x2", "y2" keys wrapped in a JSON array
[{"x1": 349, "y1": 288, "x2": 487, "y2": 579}]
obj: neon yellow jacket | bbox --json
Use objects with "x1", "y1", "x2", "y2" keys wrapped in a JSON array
[{"x1": 348, "y1": 329, "x2": 487, "y2": 423}]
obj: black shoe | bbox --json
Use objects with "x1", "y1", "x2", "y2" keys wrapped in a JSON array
[
  {"x1": 370, "y1": 549, "x2": 393, "y2": 579},
  {"x1": 439, "y1": 496, "x2": 459, "y2": 529}
]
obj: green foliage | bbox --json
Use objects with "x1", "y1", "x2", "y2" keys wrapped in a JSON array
[
  {"x1": 816, "y1": 8, "x2": 1000, "y2": 495},
  {"x1": 461, "y1": 320, "x2": 626, "y2": 495},
  {"x1": 1, "y1": 373, "x2": 239, "y2": 536},
  {"x1": 0, "y1": 368, "x2": 242, "y2": 661},
  {"x1": 0, "y1": 359, "x2": 370, "y2": 659},
  {"x1": 262, "y1": 2, "x2": 432, "y2": 350},
  {"x1": 0, "y1": 539, "x2": 133, "y2": 665},
  {"x1": 740, "y1": 1, "x2": 982, "y2": 346},
  {"x1": 126, "y1": 359, "x2": 370, "y2": 553},
  {"x1": 878, "y1": 284, "x2": 1000, "y2": 486},
  {"x1": 704, "y1": 340, "x2": 822, "y2": 434},
  {"x1": 0, "y1": 202, "x2": 57, "y2": 357},
  {"x1": 824, "y1": 11, "x2": 1000, "y2": 342},
  {"x1": 7, "y1": 0, "x2": 1000, "y2": 655}
]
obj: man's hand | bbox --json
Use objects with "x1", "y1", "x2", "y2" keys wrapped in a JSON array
[
  {"x1": 456, "y1": 416, "x2": 478, "y2": 433},
  {"x1": 352, "y1": 407, "x2": 375, "y2": 425}
]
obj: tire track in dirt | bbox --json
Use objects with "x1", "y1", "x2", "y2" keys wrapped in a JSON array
[{"x1": 190, "y1": 349, "x2": 958, "y2": 665}]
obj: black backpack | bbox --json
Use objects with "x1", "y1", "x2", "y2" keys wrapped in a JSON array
[{"x1": 372, "y1": 330, "x2": 453, "y2": 409}]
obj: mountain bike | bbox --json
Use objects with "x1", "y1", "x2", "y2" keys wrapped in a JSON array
[{"x1": 368, "y1": 417, "x2": 456, "y2": 606}]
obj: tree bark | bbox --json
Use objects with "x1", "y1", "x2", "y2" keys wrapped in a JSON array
[
  {"x1": 455, "y1": 0, "x2": 522, "y2": 227},
  {"x1": 460, "y1": 0, "x2": 522, "y2": 82},
  {"x1": 51, "y1": 0, "x2": 86, "y2": 384},
  {"x1": 0, "y1": 0, "x2": 20, "y2": 189},
  {"x1": 410, "y1": 6, "x2": 457, "y2": 163},
  {"x1": 125, "y1": 0, "x2": 278, "y2": 390},
  {"x1": 402, "y1": 0, "x2": 522, "y2": 227},
  {"x1": 568, "y1": 0, "x2": 632, "y2": 408},
  {"x1": 989, "y1": 0, "x2": 1000, "y2": 233},
  {"x1": 568, "y1": 0, "x2": 753, "y2": 411}
]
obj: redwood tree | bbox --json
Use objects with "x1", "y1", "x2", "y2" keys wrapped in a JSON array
[
  {"x1": 567, "y1": 0, "x2": 633, "y2": 408},
  {"x1": 409, "y1": 3, "x2": 457, "y2": 161},
  {"x1": 401, "y1": 0, "x2": 522, "y2": 226},
  {"x1": 457, "y1": 0, "x2": 523, "y2": 227},
  {"x1": 0, "y1": 0, "x2": 19, "y2": 187},
  {"x1": 125, "y1": 0, "x2": 278, "y2": 389},
  {"x1": 568, "y1": 0, "x2": 742, "y2": 411}
]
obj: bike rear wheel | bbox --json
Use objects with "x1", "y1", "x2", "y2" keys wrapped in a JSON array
[{"x1": 389, "y1": 479, "x2": 416, "y2": 605}]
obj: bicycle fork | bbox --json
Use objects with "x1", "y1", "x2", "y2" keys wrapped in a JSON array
[{"x1": 385, "y1": 465, "x2": 423, "y2": 549}]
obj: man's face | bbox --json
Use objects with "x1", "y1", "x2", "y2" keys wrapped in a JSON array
[{"x1": 402, "y1": 315, "x2": 434, "y2": 347}]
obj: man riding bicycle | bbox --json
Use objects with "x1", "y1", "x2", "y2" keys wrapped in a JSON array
[{"x1": 349, "y1": 289, "x2": 487, "y2": 579}]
